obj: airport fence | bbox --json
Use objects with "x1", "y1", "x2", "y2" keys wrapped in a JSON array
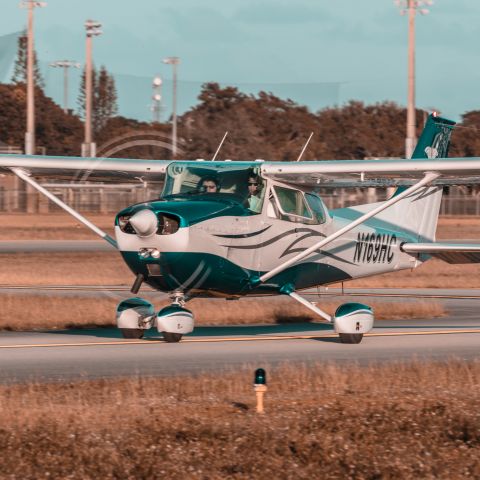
[{"x1": 0, "y1": 187, "x2": 478, "y2": 216}]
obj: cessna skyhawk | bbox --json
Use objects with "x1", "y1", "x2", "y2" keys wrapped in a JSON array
[{"x1": 1, "y1": 114, "x2": 480, "y2": 343}]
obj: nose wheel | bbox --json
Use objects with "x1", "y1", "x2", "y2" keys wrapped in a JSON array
[
  {"x1": 157, "y1": 293, "x2": 194, "y2": 343},
  {"x1": 120, "y1": 328, "x2": 145, "y2": 339},
  {"x1": 339, "y1": 333, "x2": 364, "y2": 344},
  {"x1": 162, "y1": 332, "x2": 183, "y2": 343}
]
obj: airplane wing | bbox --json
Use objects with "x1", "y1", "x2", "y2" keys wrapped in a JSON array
[
  {"x1": 260, "y1": 157, "x2": 480, "y2": 188},
  {"x1": 261, "y1": 114, "x2": 480, "y2": 187},
  {"x1": 0, "y1": 155, "x2": 171, "y2": 183},
  {"x1": 2, "y1": 155, "x2": 480, "y2": 187},
  {"x1": 0, "y1": 114, "x2": 477, "y2": 187},
  {"x1": 401, "y1": 242, "x2": 480, "y2": 264}
]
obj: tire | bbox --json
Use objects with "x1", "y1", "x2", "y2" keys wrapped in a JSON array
[
  {"x1": 339, "y1": 333, "x2": 363, "y2": 344},
  {"x1": 120, "y1": 328, "x2": 145, "y2": 339},
  {"x1": 163, "y1": 332, "x2": 182, "y2": 343}
]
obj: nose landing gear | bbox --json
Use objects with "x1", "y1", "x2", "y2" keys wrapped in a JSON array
[{"x1": 156, "y1": 293, "x2": 194, "y2": 343}]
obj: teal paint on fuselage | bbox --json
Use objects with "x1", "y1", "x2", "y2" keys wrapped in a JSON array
[
  {"x1": 116, "y1": 194, "x2": 256, "y2": 228},
  {"x1": 120, "y1": 250, "x2": 351, "y2": 297}
]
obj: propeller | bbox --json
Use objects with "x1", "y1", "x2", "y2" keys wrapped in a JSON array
[{"x1": 128, "y1": 209, "x2": 158, "y2": 237}]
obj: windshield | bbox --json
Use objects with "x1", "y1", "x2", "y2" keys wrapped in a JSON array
[{"x1": 162, "y1": 163, "x2": 266, "y2": 213}]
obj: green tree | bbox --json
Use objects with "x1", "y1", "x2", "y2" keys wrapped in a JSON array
[
  {"x1": 0, "y1": 83, "x2": 82, "y2": 155},
  {"x1": 77, "y1": 65, "x2": 118, "y2": 133},
  {"x1": 95, "y1": 66, "x2": 118, "y2": 132},
  {"x1": 11, "y1": 29, "x2": 44, "y2": 88},
  {"x1": 179, "y1": 82, "x2": 323, "y2": 161},
  {"x1": 450, "y1": 110, "x2": 480, "y2": 157},
  {"x1": 179, "y1": 84, "x2": 436, "y2": 161}
]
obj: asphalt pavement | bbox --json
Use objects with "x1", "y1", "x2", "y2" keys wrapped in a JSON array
[{"x1": 0, "y1": 300, "x2": 479, "y2": 383}]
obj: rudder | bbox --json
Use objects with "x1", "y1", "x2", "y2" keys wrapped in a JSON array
[{"x1": 380, "y1": 114, "x2": 456, "y2": 241}]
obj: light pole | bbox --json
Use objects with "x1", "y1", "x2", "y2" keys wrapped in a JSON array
[
  {"x1": 49, "y1": 60, "x2": 81, "y2": 114},
  {"x1": 82, "y1": 20, "x2": 102, "y2": 158},
  {"x1": 20, "y1": 1, "x2": 46, "y2": 156},
  {"x1": 152, "y1": 76, "x2": 162, "y2": 123},
  {"x1": 163, "y1": 56, "x2": 180, "y2": 158},
  {"x1": 395, "y1": 0, "x2": 433, "y2": 158}
]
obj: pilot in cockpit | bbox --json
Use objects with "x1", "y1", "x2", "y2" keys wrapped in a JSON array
[{"x1": 199, "y1": 176, "x2": 220, "y2": 193}]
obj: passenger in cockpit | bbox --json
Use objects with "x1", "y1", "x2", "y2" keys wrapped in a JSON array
[{"x1": 247, "y1": 174, "x2": 263, "y2": 213}]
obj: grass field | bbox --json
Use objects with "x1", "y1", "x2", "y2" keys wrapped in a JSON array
[
  {"x1": 0, "y1": 214, "x2": 473, "y2": 330},
  {"x1": 0, "y1": 295, "x2": 444, "y2": 331},
  {"x1": 1, "y1": 360, "x2": 479, "y2": 478},
  {"x1": 0, "y1": 216, "x2": 480, "y2": 288},
  {"x1": 0, "y1": 213, "x2": 115, "y2": 240},
  {"x1": 1, "y1": 214, "x2": 479, "y2": 240}
]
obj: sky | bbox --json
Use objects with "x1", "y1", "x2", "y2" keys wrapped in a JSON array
[{"x1": 0, "y1": 0, "x2": 478, "y2": 122}]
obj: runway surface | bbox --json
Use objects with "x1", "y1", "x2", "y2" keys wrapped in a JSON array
[
  {"x1": 1, "y1": 291, "x2": 479, "y2": 383},
  {"x1": 0, "y1": 240, "x2": 114, "y2": 252}
]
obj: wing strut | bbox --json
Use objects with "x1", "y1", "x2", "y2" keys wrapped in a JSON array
[
  {"x1": 256, "y1": 171, "x2": 440, "y2": 285},
  {"x1": 288, "y1": 291, "x2": 332, "y2": 323},
  {"x1": 10, "y1": 167, "x2": 118, "y2": 248}
]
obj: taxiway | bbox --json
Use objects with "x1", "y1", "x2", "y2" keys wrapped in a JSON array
[{"x1": 0, "y1": 312, "x2": 479, "y2": 383}]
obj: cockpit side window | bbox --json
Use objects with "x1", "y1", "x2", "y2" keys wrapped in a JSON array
[{"x1": 305, "y1": 193, "x2": 327, "y2": 224}]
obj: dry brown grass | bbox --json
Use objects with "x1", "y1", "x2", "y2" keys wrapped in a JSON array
[
  {"x1": 0, "y1": 215, "x2": 479, "y2": 288},
  {"x1": 334, "y1": 216, "x2": 480, "y2": 288},
  {"x1": 1, "y1": 214, "x2": 476, "y2": 237},
  {"x1": 338, "y1": 258, "x2": 480, "y2": 288},
  {"x1": 2, "y1": 251, "x2": 480, "y2": 289},
  {"x1": 0, "y1": 360, "x2": 479, "y2": 478},
  {"x1": 0, "y1": 295, "x2": 445, "y2": 331},
  {"x1": 0, "y1": 213, "x2": 115, "y2": 239},
  {"x1": 436, "y1": 216, "x2": 480, "y2": 239},
  {"x1": 0, "y1": 252, "x2": 131, "y2": 285}
]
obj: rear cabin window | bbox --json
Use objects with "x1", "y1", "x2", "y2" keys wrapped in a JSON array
[{"x1": 273, "y1": 186, "x2": 312, "y2": 222}]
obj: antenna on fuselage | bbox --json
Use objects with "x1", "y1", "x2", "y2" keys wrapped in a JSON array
[
  {"x1": 211, "y1": 131, "x2": 229, "y2": 161},
  {"x1": 296, "y1": 132, "x2": 314, "y2": 161}
]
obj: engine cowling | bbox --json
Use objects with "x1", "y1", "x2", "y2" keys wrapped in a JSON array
[
  {"x1": 334, "y1": 303, "x2": 374, "y2": 334},
  {"x1": 156, "y1": 305, "x2": 194, "y2": 335},
  {"x1": 116, "y1": 297, "x2": 155, "y2": 330}
]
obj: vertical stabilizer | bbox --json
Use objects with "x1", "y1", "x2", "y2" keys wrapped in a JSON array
[
  {"x1": 391, "y1": 114, "x2": 456, "y2": 241},
  {"x1": 411, "y1": 113, "x2": 456, "y2": 160}
]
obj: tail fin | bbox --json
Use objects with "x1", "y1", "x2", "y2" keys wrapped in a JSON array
[
  {"x1": 384, "y1": 114, "x2": 456, "y2": 241},
  {"x1": 411, "y1": 113, "x2": 456, "y2": 160}
]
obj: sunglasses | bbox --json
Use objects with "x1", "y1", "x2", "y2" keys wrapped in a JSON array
[{"x1": 248, "y1": 182, "x2": 259, "y2": 186}]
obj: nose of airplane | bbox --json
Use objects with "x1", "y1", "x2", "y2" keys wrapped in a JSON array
[{"x1": 128, "y1": 209, "x2": 158, "y2": 237}]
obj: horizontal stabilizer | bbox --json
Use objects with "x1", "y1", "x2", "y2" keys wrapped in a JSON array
[{"x1": 402, "y1": 242, "x2": 480, "y2": 264}]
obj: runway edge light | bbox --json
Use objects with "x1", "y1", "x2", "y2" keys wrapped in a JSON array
[{"x1": 254, "y1": 368, "x2": 267, "y2": 414}]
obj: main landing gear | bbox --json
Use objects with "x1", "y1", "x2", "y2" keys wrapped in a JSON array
[
  {"x1": 116, "y1": 292, "x2": 194, "y2": 343},
  {"x1": 287, "y1": 291, "x2": 374, "y2": 344}
]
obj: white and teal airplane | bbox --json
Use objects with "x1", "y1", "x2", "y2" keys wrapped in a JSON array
[{"x1": 1, "y1": 114, "x2": 480, "y2": 343}]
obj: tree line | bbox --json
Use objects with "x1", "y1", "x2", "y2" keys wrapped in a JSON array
[
  {"x1": 11, "y1": 30, "x2": 118, "y2": 142},
  {"x1": 5, "y1": 31, "x2": 480, "y2": 159}
]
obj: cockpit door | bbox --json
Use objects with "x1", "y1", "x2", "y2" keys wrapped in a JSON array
[{"x1": 257, "y1": 184, "x2": 330, "y2": 273}]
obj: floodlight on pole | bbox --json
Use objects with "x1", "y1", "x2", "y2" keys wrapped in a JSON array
[
  {"x1": 49, "y1": 60, "x2": 81, "y2": 114},
  {"x1": 82, "y1": 19, "x2": 103, "y2": 158},
  {"x1": 395, "y1": 0, "x2": 433, "y2": 159},
  {"x1": 20, "y1": 0, "x2": 47, "y2": 156},
  {"x1": 151, "y1": 76, "x2": 163, "y2": 123},
  {"x1": 163, "y1": 56, "x2": 180, "y2": 158}
]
